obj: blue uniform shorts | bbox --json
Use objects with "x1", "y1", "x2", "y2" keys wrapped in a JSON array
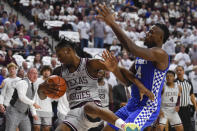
[{"x1": 108, "y1": 101, "x2": 160, "y2": 131}]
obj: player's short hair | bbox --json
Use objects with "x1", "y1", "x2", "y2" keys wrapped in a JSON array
[
  {"x1": 167, "y1": 70, "x2": 175, "y2": 76},
  {"x1": 55, "y1": 39, "x2": 77, "y2": 51},
  {"x1": 7, "y1": 62, "x2": 17, "y2": 70},
  {"x1": 40, "y1": 65, "x2": 52, "y2": 75},
  {"x1": 155, "y1": 23, "x2": 169, "y2": 43}
]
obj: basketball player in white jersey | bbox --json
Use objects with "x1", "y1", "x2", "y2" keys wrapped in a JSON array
[
  {"x1": 0, "y1": 63, "x2": 21, "y2": 113},
  {"x1": 158, "y1": 70, "x2": 184, "y2": 131},
  {"x1": 97, "y1": 70, "x2": 113, "y2": 110},
  {"x1": 38, "y1": 40, "x2": 154, "y2": 131}
]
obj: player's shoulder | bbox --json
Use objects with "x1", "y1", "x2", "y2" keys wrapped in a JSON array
[{"x1": 53, "y1": 65, "x2": 62, "y2": 76}]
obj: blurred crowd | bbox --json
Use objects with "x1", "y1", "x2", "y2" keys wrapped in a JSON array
[{"x1": 0, "y1": 0, "x2": 196, "y2": 131}]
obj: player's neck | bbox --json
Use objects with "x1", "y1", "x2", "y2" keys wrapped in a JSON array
[
  {"x1": 166, "y1": 82, "x2": 174, "y2": 87},
  {"x1": 67, "y1": 56, "x2": 80, "y2": 72},
  {"x1": 98, "y1": 79, "x2": 105, "y2": 86}
]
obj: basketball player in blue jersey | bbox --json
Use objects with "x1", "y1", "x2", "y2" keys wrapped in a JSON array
[{"x1": 96, "y1": 4, "x2": 170, "y2": 131}]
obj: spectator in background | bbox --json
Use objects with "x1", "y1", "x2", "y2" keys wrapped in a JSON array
[
  {"x1": 22, "y1": 61, "x2": 29, "y2": 75},
  {"x1": 174, "y1": 44, "x2": 191, "y2": 70},
  {"x1": 118, "y1": 51, "x2": 133, "y2": 70},
  {"x1": 91, "y1": 17, "x2": 106, "y2": 48},
  {"x1": 33, "y1": 66, "x2": 53, "y2": 131},
  {"x1": 35, "y1": 39, "x2": 49, "y2": 57},
  {"x1": 0, "y1": 67, "x2": 7, "y2": 86},
  {"x1": 15, "y1": 32, "x2": 26, "y2": 47},
  {"x1": 189, "y1": 43, "x2": 197, "y2": 65},
  {"x1": 31, "y1": 29, "x2": 41, "y2": 42},
  {"x1": 27, "y1": 22, "x2": 35, "y2": 38},
  {"x1": 113, "y1": 80, "x2": 131, "y2": 112},
  {"x1": 3, "y1": 49, "x2": 17, "y2": 66},
  {"x1": 1, "y1": 11, "x2": 8, "y2": 25},
  {"x1": 17, "y1": 67, "x2": 25, "y2": 79},
  {"x1": 33, "y1": 53, "x2": 43, "y2": 72},
  {"x1": 12, "y1": 14, "x2": 20, "y2": 27},
  {"x1": 19, "y1": 40, "x2": 33, "y2": 59},
  {"x1": 109, "y1": 39, "x2": 121, "y2": 57},
  {"x1": 50, "y1": 58, "x2": 58, "y2": 70},
  {"x1": 61, "y1": 19, "x2": 73, "y2": 31},
  {"x1": 176, "y1": 65, "x2": 197, "y2": 131},
  {"x1": 78, "y1": 16, "x2": 90, "y2": 49}
]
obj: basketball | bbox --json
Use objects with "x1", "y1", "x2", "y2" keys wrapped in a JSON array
[{"x1": 44, "y1": 75, "x2": 67, "y2": 99}]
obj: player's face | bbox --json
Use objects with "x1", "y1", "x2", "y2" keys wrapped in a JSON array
[
  {"x1": 8, "y1": 66, "x2": 16, "y2": 76},
  {"x1": 56, "y1": 47, "x2": 72, "y2": 64},
  {"x1": 144, "y1": 26, "x2": 162, "y2": 48},
  {"x1": 97, "y1": 70, "x2": 105, "y2": 79},
  {"x1": 166, "y1": 73, "x2": 175, "y2": 83}
]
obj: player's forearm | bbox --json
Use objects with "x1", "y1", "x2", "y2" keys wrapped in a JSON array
[
  {"x1": 112, "y1": 67, "x2": 129, "y2": 86},
  {"x1": 109, "y1": 21, "x2": 138, "y2": 54}
]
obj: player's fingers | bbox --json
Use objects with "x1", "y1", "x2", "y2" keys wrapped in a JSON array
[
  {"x1": 103, "y1": 5, "x2": 110, "y2": 14},
  {"x1": 140, "y1": 93, "x2": 143, "y2": 101},
  {"x1": 98, "y1": 4, "x2": 107, "y2": 15},
  {"x1": 102, "y1": 51, "x2": 107, "y2": 60},
  {"x1": 97, "y1": 8, "x2": 105, "y2": 17}
]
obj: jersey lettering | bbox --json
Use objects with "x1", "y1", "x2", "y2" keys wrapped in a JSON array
[
  {"x1": 67, "y1": 76, "x2": 88, "y2": 88},
  {"x1": 69, "y1": 90, "x2": 90, "y2": 100}
]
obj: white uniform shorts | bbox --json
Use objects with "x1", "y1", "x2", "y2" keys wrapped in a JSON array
[
  {"x1": 63, "y1": 106, "x2": 102, "y2": 131},
  {"x1": 159, "y1": 108, "x2": 182, "y2": 127}
]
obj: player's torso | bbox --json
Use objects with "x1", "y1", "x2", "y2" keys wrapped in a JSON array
[
  {"x1": 62, "y1": 58, "x2": 100, "y2": 108},
  {"x1": 161, "y1": 83, "x2": 179, "y2": 110},
  {"x1": 130, "y1": 57, "x2": 168, "y2": 108},
  {"x1": 97, "y1": 80, "x2": 109, "y2": 107}
]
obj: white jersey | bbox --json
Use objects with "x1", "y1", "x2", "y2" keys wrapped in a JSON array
[
  {"x1": 0, "y1": 77, "x2": 21, "y2": 106},
  {"x1": 161, "y1": 83, "x2": 179, "y2": 110},
  {"x1": 97, "y1": 80, "x2": 109, "y2": 108},
  {"x1": 62, "y1": 58, "x2": 100, "y2": 109}
]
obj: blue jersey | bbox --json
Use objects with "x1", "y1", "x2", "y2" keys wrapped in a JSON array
[
  {"x1": 109, "y1": 56, "x2": 169, "y2": 130},
  {"x1": 128, "y1": 57, "x2": 169, "y2": 108}
]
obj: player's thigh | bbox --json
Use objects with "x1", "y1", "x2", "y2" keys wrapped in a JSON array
[
  {"x1": 55, "y1": 123, "x2": 72, "y2": 131},
  {"x1": 157, "y1": 125, "x2": 165, "y2": 131},
  {"x1": 168, "y1": 112, "x2": 182, "y2": 126}
]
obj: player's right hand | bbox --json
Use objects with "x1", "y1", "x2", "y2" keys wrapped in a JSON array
[
  {"x1": 138, "y1": 83, "x2": 155, "y2": 101},
  {"x1": 175, "y1": 106, "x2": 180, "y2": 112},
  {"x1": 33, "y1": 103, "x2": 41, "y2": 109},
  {"x1": 0, "y1": 104, "x2": 5, "y2": 113}
]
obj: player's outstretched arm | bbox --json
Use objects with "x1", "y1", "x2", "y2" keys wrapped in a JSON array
[
  {"x1": 97, "y1": 4, "x2": 168, "y2": 66},
  {"x1": 89, "y1": 50, "x2": 154, "y2": 100}
]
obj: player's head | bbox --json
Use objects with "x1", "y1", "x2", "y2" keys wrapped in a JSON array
[
  {"x1": 27, "y1": 68, "x2": 38, "y2": 83},
  {"x1": 166, "y1": 70, "x2": 175, "y2": 83},
  {"x1": 144, "y1": 23, "x2": 169, "y2": 48},
  {"x1": 40, "y1": 65, "x2": 52, "y2": 79},
  {"x1": 55, "y1": 39, "x2": 77, "y2": 64},
  {"x1": 175, "y1": 65, "x2": 184, "y2": 79},
  {"x1": 7, "y1": 63, "x2": 17, "y2": 77}
]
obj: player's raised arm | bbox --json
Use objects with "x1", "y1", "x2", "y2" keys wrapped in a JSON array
[
  {"x1": 88, "y1": 50, "x2": 154, "y2": 101},
  {"x1": 97, "y1": 5, "x2": 169, "y2": 68}
]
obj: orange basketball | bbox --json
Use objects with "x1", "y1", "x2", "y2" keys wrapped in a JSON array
[{"x1": 45, "y1": 75, "x2": 67, "y2": 99}]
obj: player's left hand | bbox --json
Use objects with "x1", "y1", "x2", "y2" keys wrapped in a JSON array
[
  {"x1": 175, "y1": 106, "x2": 180, "y2": 112},
  {"x1": 102, "y1": 50, "x2": 118, "y2": 72}
]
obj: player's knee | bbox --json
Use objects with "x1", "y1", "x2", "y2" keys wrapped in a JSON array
[{"x1": 84, "y1": 102, "x2": 100, "y2": 115}]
